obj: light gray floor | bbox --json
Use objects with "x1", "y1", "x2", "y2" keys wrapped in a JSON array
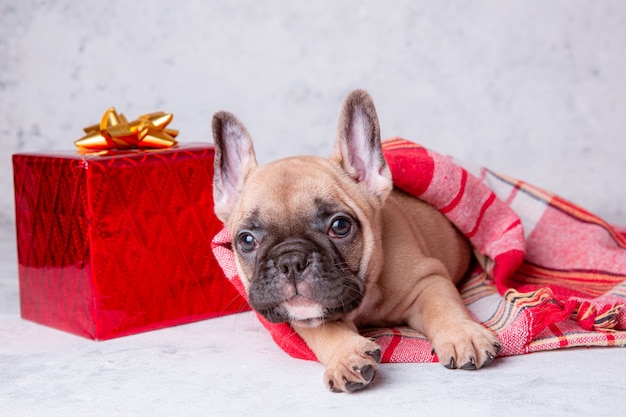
[{"x1": 1, "y1": 229, "x2": 625, "y2": 417}]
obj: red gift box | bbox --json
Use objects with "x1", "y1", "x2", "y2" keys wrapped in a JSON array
[{"x1": 13, "y1": 143, "x2": 250, "y2": 340}]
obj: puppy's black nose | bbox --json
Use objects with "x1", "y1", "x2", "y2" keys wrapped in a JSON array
[{"x1": 276, "y1": 252, "x2": 308, "y2": 278}]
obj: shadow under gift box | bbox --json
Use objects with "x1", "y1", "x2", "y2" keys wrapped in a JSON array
[{"x1": 12, "y1": 143, "x2": 250, "y2": 340}]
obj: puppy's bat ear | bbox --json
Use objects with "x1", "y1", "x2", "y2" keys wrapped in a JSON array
[
  {"x1": 212, "y1": 111, "x2": 258, "y2": 223},
  {"x1": 331, "y1": 89, "x2": 392, "y2": 201}
]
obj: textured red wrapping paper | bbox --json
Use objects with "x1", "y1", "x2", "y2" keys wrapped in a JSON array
[{"x1": 13, "y1": 143, "x2": 249, "y2": 340}]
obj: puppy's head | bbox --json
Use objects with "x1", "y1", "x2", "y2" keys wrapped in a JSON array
[{"x1": 212, "y1": 90, "x2": 392, "y2": 328}]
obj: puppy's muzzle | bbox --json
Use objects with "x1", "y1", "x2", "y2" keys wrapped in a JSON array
[
  {"x1": 249, "y1": 239, "x2": 364, "y2": 326},
  {"x1": 248, "y1": 240, "x2": 322, "y2": 322}
]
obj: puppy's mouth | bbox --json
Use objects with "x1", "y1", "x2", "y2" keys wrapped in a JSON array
[
  {"x1": 283, "y1": 295, "x2": 327, "y2": 328},
  {"x1": 255, "y1": 293, "x2": 357, "y2": 328}
]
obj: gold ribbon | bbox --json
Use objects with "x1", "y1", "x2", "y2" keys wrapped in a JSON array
[{"x1": 74, "y1": 107, "x2": 179, "y2": 150}]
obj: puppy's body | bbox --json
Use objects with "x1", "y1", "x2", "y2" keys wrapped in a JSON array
[
  {"x1": 357, "y1": 188, "x2": 472, "y2": 329},
  {"x1": 212, "y1": 90, "x2": 501, "y2": 393}
]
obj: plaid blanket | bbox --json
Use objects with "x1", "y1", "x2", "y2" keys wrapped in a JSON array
[{"x1": 212, "y1": 138, "x2": 626, "y2": 363}]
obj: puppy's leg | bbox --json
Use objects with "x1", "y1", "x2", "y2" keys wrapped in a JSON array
[
  {"x1": 408, "y1": 274, "x2": 501, "y2": 370},
  {"x1": 295, "y1": 320, "x2": 382, "y2": 393}
]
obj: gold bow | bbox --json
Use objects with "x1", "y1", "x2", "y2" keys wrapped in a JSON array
[{"x1": 74, "y1": 107, "x2": 179, "y2": 150}]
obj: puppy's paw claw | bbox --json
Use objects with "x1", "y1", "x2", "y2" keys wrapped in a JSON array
[
  {"x1": 344, "y1": 378, "x2": 366, "y2": 393},
  {"x1": 357, "y1": 364, "x2": 376, "y2": 381},
  {"x1": 328, "y1": 379, "x2": 342, "y2": 393},
  {"x1": 460, "y1": 356, "x2": 477, "y2": 370},
  {"x1": 484, "y1": 351, "x2": 496, "y2": 367},
  {"x1": 365, "y1": 348, "x2": 382, "y2": 364}
]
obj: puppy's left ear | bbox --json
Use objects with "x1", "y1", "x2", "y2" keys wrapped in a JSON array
[{"x1": 331, "y1": 89, "x2": 393, "y2": 200}]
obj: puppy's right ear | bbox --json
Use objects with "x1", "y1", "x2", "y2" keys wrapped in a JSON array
[
  {"x1": 331, "y1": 89, "x2": 392, "y2": 201},
  {"x1": 212, "y1": 111, "x2": 258, "y2": 223}
]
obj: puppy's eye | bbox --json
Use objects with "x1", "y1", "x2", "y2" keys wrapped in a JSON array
[
  {"x1": 237, "y1": 233, "x2": 258, "y2": 253},
  {"x1": 329, "y1": 216, "x2": 353, "y2": 238}
]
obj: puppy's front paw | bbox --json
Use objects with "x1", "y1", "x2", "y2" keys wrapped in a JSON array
[
  {"x1": 324, "y1": 337, "x2": 382, "y2": 393},
  {"x1": 431, "y1": 320, "x2": 501, "y2": 370}
]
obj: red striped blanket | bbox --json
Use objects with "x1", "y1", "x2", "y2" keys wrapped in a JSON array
[{"x1": 212, "y1": 138, "x2": 626, "y2": 363}]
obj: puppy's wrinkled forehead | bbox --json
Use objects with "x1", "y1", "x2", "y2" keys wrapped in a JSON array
[{"x1": 231, "y1": 156, "x2": 359, "y2": 232}]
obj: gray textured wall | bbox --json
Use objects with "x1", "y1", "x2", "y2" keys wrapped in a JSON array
[{"x1": 2, "y1": 0, "x2": 625, "y2": 228}]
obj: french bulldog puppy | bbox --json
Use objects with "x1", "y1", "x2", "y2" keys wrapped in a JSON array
[{"x1": 211, "y1": 89, "x2": 501, "y2": 393}]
